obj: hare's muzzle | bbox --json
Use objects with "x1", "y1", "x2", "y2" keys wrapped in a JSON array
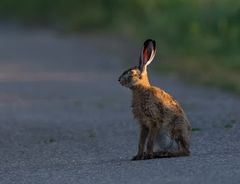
[
  {"x1": 118, "y1": 75, "x2": 125, "y2": 86},
  {"x1": 118, "y1": 77, "x2": 123, "y2": 84}
]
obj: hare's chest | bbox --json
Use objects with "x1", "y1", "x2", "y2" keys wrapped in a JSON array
[{"x1": 131, "y1": 94, "x2": 157, "y2": 123}]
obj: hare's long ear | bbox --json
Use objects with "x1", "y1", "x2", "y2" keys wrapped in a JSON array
[{"x1": 139, "y1": 39, "x2": 156, "y2": 72}]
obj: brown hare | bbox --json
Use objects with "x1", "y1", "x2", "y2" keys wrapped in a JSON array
[{"x1": 118, "y1": 39, "x2": 191, "y2": 160}]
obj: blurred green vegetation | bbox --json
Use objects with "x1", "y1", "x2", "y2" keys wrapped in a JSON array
[{"x1": 0, "y1": 0, "x2": 239, "y2": 92}]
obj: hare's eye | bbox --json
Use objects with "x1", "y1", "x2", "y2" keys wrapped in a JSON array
[
  {"x1": 128, "y1": 71, "x2": 133, "y2": 76},
  {"x1": 130, "y1": 70, "x2": 136, "y2": 75}
]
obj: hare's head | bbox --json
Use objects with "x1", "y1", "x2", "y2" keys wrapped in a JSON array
[{"x1": 118, "y1": 39, "x2": 156, "y2": 89}]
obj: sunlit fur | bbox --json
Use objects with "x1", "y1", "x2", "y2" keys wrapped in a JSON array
[
  {"x1": 118, "y1": 67, "x2": 149, "y2": 89},
  {"x1": 118, "y1": 40, "x2": 191, "y2": 160}
]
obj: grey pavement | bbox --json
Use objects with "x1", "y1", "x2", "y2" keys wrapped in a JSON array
[{"x1": 0, "y1": 27, "x2": 240, "y2": 184}]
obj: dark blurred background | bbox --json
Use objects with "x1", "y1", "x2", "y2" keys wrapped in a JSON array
[{"x1": 0, "y1": 0, "x2": 239, "y2": 92}]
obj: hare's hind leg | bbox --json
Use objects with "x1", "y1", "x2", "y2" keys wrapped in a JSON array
[
  {"x1": 153, "y1": 135, "x2": 190, "y2": 158},
  {"x1": 154, "y1": 121, "x2": 191, "y2": 158},
  {"x1": 178, "y1": 135, "x2": 190, "y2": 156},
  {"x1": 132, "y1": 125, "x2": 149, "y2": 160}
]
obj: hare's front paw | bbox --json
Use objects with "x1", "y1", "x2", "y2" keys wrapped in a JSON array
[{"x1": 132, "y1": 154, "x2": 144, "y2": 161}]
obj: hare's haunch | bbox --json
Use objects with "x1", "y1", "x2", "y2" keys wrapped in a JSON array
[{"x1": 118, "y1": 39, "x2": 191, "y2": 160}]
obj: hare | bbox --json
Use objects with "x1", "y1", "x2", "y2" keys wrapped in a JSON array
[{"x1": 118, "y1": 39, "x2": 191, "y2": 160}]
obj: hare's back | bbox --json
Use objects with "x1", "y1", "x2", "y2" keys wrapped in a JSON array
[
  {"x1": 150, "y1": 86, "x2": 180, "y2": 108},
  {"x1": 151, "y1": 86, "x2": 191, "y2": 129}
]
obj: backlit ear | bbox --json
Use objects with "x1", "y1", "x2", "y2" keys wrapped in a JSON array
[{"x1": 139, "y1": 39, "x2": 156, "y2": 72}]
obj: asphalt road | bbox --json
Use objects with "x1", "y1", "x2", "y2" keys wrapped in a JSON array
[{"x1": 0, "y1": 27, "x2": 240, "y2": 184}]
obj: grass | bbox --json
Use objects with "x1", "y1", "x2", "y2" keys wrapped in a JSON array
[
  {"x1": 224, "y1": 124, "x2": 233, "y2": 129},
  {"x1": 155, "y1": 55, "x2": 240, "y2": 93},
  {"x1": 192, "y1": 128, "x2": 201, "y2": 132},
  {"x1": 43, "y1": 138, "x2": 56, "y2": 144},
  {"x1": 0, "y1": 0, "x2": 239, "y2": 92},
  {"x1": 224, "y1": 119, "x2": 237, "y2": 129}
]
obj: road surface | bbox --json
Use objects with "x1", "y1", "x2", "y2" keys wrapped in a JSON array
[{"x1": 0, "y1": 26, "x2": 239, "y2": 184}]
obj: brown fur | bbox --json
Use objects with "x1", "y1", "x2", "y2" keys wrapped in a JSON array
[{"x1": 118, "y1": 39, "x2": 191, "y2": 160}]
